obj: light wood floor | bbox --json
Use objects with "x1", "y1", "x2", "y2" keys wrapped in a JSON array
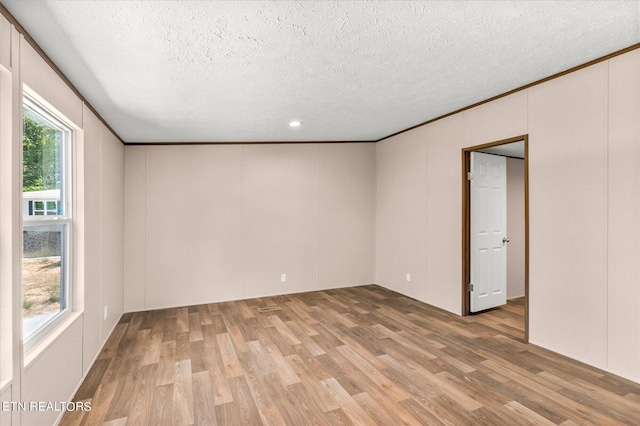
[{"x1": 61, "y1": 285, "x2": 640, "y2": 425}]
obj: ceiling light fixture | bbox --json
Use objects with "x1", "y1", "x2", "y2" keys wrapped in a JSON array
[{"x1": 289, "y1": 121, "x2": 301, "y2": 127}]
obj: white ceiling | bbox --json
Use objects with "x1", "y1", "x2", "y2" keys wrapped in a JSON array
[
  {"x1": 477, "y1": 141, "x2": 525, "y2": 159},
  {"x1": 2, "y1": 1, "x2": 639, "y2": 143}
]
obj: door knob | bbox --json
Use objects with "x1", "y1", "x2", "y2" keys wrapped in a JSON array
[{"x1": 503, "y1": 237, "x2": 510, "y2": 244}]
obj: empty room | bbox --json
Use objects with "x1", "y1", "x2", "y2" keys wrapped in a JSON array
[{"x1": 1, "y1": 1, "x2": 640, "y2": 425}]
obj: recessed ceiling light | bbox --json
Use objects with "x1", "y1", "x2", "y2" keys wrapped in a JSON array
[{"x1": 289, "y1": 121, "x2": 301, "y2": 127}]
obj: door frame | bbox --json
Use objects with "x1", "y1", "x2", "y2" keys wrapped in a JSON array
[{"x1": 461, "y1": 135, "x2": 529, "y2": 342}]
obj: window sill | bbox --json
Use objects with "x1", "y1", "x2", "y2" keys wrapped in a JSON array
[{"x1": 24, "y1": 311, "x2": 83, "y2": 368}]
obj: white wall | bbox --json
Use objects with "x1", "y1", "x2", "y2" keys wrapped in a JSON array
[
  {"x1": 606, "y1": 50, "x2": 640, "y2": 381},
  {"x1": 0, "y1": 19, "x2": 21, "y2": 426},
  {"x1": 376, "y1": 50, "x2": 640, "y2": 383},
  {"x1": 529, "y1": 62, "x2": 609, "y2": 369},
  {"x1": 1, "y1": 385, "x2": 11, "y2": 426},
  {"x1": 98, "y1": 126, "x2": 124, "y2": 342},
  {"x1": 0, "y1": 11, "x2": 10, "y2": 67},
  {"x1": 506, "y1": 157, "x2": 525, "y2": 299},
  {"x1": 0, "y1": 10, "x2": 16, "y2": 397},
  {"x1": 319, "y1": 144, "x2": 376, "y2": 288},
  {"x1": 0, "y1": 29, "x2": 125, "y2": 425},
  {"x1": 83, "y1": 107, "x2": 125, "y2": 374},
  {"x1": 21, "y1": 319, "x2": 83, "y2": 425},
  {"x1": 81, "y1": 106, "x2": 102, "y2": 375},
  {"x1": 424, "y1": 115, "x2": 464, "y2": 314},
  {"x1": 124, "y1": 143, "x2": 375, "y2": 311},
  {"x1": 244, "y1": 144, "x2": 320, "y2": 297},
  {"x1": 376, "y1": 127, "x2": 428, "y2": 302}
]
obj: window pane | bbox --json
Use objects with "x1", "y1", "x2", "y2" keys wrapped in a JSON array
[
  {"x1": 22, "y1": 224, "x2": 67, "y2": 340},
  {"x1": 23, "y1": 105, "x2": 64, "y2": 217},
  {"x1": 21, "y1": 97, "x2": 72, "y2": 346}
]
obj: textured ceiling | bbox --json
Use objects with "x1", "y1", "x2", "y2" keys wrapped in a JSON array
[
  {"x1": 2, "y1": 1, "x2": 639, "y2": 143},
  {"x1": 478, "y1": 141, "x2": 525, "y2": 159}
]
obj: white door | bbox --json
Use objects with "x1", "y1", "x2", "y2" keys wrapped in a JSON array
[{"x1": 470, "y1": 152, "x2": 507, "y2": 312}]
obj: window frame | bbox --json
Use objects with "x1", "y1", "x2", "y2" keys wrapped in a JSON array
[
  {"x1": 31, "y1": 200, "x2": 60, "y2": 216},
  {"x1": 21, "y1": 91, "x2": 74, "y2": 351}
]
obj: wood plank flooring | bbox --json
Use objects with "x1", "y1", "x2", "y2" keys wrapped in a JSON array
[{"x1": 60, "y1": 285, "x2": 640, "y2": 425}]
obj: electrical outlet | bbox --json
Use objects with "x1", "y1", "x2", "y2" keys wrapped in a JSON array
[
  {"x1": 281, "y1": 273, "x2": 287, "y2": 283},
  {"x1": 103, "y1": 306, "x2": 108, "y2": 320},
  {"x1": 406, "y1": 273, "x2": 411, "y2": 282}
]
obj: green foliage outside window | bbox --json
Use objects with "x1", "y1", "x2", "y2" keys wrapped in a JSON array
[{"x1": 23, "y1": 111, "x2": 61, "y2": 192}]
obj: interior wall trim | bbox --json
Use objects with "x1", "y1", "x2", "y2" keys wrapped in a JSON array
[{"x1": 124, "y1": 140, "x2": 375, "y2": 146}]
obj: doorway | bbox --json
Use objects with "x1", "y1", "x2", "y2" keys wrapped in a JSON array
[{"x1": 462, "y1": 135, "x2": 529, "y2": 342}]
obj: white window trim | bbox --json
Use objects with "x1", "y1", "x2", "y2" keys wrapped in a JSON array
[{"x1": 21, "y1": 88, "x2": 77, "y2": 353}]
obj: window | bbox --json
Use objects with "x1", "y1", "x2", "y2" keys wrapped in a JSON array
[
  {"x1": 22, "y1": 94, "x2": 73, "y2": 349},
  {"x1": 29, "y1": 200, "x2": 60, "y2": 216}
]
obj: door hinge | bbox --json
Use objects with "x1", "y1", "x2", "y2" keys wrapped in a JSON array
[
  {"x1": 467, "y1": 172, "x2": 474, "y2": 181},
  {"x1": 467, "y1": 283, "x2": 474, "y2": 292}
]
